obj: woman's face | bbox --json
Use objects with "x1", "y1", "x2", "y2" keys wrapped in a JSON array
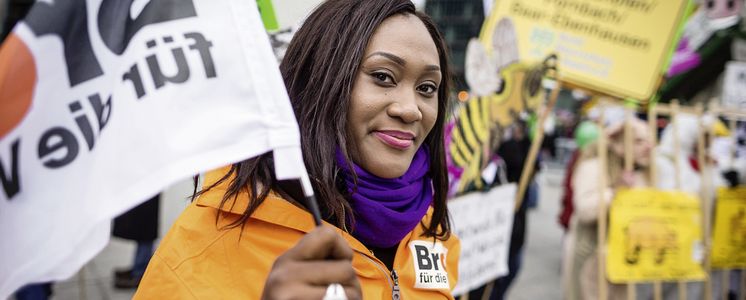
[
  {"x1": 610, "y1": 121, "x2": 653, "y2": 166},
  {"x1": 347, "y1": 14, "x2": 441, "y2": 178},
  {"x1": 631, "y1": 123, "x2": 653, "y2": 166}
]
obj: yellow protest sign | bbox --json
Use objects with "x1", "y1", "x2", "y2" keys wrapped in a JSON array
[
  {"x1": 711, "y1": 186, "x2": 746, "y2": 269},
  {"x1": 482, "y1": 0, "x2": 688, "y2": 100},
  {"x1": 606, "y1": 188, "x2": 705, "y2": 283}
]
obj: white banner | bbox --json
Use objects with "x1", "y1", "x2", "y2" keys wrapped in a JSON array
[
  {"x1": 0, "y1": 0, "x2": 305, "y2": 297},
  {"x1": 722, "y1": 61, "x2": 746, "y2": 110},
  {"x1": 449, "y1": 184, "x2": 516, "y2": 296}
]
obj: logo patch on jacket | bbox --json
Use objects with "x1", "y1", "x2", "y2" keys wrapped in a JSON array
[{"x1": 409, "y1": 240, "x2": 449, "y2": 290}]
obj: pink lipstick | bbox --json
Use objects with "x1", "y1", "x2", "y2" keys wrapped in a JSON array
[{"x1": 374, "y1": 130, "x2": 415, "y2": 150}]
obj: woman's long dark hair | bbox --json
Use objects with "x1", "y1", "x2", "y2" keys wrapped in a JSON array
[{"x1": 196, "y1": 0, "x2": 452, "y2": 240}]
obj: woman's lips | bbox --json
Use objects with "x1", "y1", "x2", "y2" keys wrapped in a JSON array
[{"x1": 374, "y1": 131, "x2": 414, "y2": 150}]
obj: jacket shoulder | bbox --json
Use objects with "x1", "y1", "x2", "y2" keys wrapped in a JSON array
[{"x1": 137, "y1": 196, "x2": 307, "y2": 299}]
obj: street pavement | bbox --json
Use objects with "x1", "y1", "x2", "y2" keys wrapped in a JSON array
[{"x1": 509, "y1": 166, "x2": 565, "y2": 300}]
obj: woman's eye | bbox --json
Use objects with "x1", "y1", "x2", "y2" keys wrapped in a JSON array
[
  {"x1": 371, "y1": 72, "x2": 393, "y2": 84},
  {"x1": 417, "y1": 84, "x2": 437, "y2": 95}
]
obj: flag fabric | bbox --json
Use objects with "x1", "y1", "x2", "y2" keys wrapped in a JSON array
[{"x1": 0, "y1": 0, "x2": 307, "y2": 297}]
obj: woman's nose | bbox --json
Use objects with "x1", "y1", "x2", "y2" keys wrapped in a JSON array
[{"x1": 387, "y1": 94, "x2": 422, "y2": 123}]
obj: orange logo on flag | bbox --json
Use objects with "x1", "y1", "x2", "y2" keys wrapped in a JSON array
[{"x1": 0, "y1": 33, "x2": 36, "y2": 138}]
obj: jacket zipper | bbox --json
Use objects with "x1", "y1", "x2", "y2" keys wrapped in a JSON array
[
  {"x1": 357, "y1": 251, "x2": 401, "y2": 299},
  {"x1": 391, "y1": 269, "x2": 401, "y2": 300}
]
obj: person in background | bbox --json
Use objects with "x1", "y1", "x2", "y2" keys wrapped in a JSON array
[
  {"x1": 565, "y1": 118, "x2": 652, "y2": 300},
  {"x1": 559, "y1": 120, "x2": 599, "y2": 298},
  {"x1": 490, "y1": 121, "x2": 538, "y2": 299},
  {"x1": 134, "y1": 1, "x2": 459, "y2": 299},
  {"x1": 558, "y1": 120, "x2": 600, "y2": 230},
  {"x1": 112, "y1": 194, "x2": 160, "y2": 289}
]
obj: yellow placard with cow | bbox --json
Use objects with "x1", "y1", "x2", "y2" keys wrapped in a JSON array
[
  {"x1": 711, "y1": 186, "x2": 746, "y2": 269},
  {"x1": 606, "y1": 188, "x2": 705, "y2": 283},
  {"x1": 483, "y1": 0, "x2": 688, "y2": 100}
]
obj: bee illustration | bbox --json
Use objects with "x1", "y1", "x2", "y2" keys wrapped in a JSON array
[{"x1": 446, "y1": 17, "x2": 556, "y2": 195}]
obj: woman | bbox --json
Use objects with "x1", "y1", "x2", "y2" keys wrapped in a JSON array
[
  {"x1": 564, "y1": 118, "x2": 652, "y2": 300},
  {"x1": 134, "y1": 0, "x2": 458, "y2": 299}
]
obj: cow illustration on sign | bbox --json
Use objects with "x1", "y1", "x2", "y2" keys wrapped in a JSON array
[{"x1": 623, "y1": 217, "x2": 678, "y2": 265}]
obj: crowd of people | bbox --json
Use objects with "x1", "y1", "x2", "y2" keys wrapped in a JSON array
[{"x1": 555, "y1": 109, "x2": 746, "y2": 300}]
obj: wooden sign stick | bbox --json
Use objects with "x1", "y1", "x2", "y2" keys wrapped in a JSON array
[
  {"x1": 648, "y1": 105, "x2": 663, "y2": 300},
  {"x1": 649, "y1": 104, "x2": 659, "y2": 186},
  {"x1": 597, "y1": 110, "x2": 609, "y2": 300},
  {"x1": 670, "y1": 100, "x2": 688, "y2": 300},
  {"x1": 695, "y1": 103, "x2": 712, "y2": 300},
  {"x1": 623, "y1": 106, "x2": 636, "y2": 300},
  {"x1": 514, "y1": 79, "x2": 562, "y2": 211}
]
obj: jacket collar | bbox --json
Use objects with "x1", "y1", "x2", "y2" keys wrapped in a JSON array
[{"x1": 194, "y1": 166, "x2": 403, "y2": 254}]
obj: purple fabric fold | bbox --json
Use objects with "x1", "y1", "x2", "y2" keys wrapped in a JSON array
[{"x1": 335, "y1": 146, "x2": 433, "y2": 248}]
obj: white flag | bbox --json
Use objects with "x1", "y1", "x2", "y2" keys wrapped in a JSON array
[{"x1": 0, "y1": 0, "x2": 307, "y2": 297}]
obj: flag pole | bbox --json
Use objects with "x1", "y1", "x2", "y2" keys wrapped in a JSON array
[{"x1": 299, "y1": 173, "x2": 323, "y2": 226}]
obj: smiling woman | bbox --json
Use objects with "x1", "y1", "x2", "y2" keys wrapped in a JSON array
[
  {"x1": 348, "y1": 14, "x2": 441, "y2": 179},
  {"x1": 134, "y1": 1, "x2": 458, "y2": 300}
]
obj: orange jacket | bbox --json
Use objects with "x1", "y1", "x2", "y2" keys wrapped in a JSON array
[{"x1": 135, "y1": 167, "x2": 460, "y2": 299}]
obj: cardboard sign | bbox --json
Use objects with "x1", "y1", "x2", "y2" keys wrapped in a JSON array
[
  {"x1": 449, "y1": 184, "x2": 516, "y2": 295},
  {"x1": 711, "y1": 186, "x2": 746, "y2": 269},
  {"x1": 606, "y1": 188, "x2": 705, "y2": 282},
  {"x1": 482, "y1": 0, "x2": 688, "y2": 99}
]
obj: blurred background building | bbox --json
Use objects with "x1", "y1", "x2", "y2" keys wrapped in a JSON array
[{"x1": 425, "y1": 0, "x2": 485, "y2": 91}]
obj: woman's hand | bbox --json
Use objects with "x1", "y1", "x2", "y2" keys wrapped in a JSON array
[
  {"x1": 261, "y1": 225, "x2": 362, "y2": 300},
  {"x1": 616, "y1": 170, "x2": 636, "y2": 188}
]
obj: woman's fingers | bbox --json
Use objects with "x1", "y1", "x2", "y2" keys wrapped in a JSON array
[
  {"x1": 262, "y1": 225, "x2": 362, "y2": 300},
  {"x1": 266, "y1": 260, "x2": 359, "y2": 287},
  {"x1": 281, "y1": 225, "x2": 353, "y2": 261},
  {"x1": 286, "y1": 260, "x2": 358, "y2": 286}
]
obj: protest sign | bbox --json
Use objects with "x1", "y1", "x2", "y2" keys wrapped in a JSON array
[
  {"x1": 711, "y1": 186, "x2": 746, "y2": 269},
  {"x1": 606, "y1": 188, "x2": 705, "y2": 282},
  {"x1": 482, "y1": 0, "x2": 688, "y2": 99},
  {"x1": 450, "y1": 183, "x2": 516, "y2": 295}
]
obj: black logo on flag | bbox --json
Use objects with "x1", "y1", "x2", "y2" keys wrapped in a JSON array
[
  {"x1": 1, "y1": 0, "x2": 220, "y2": 200},
  {"x1": 24, "y1": 0, "x2": 197, "y2": 87}
]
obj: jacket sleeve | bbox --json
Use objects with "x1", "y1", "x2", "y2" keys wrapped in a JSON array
[
  {"x1": 446, "y1": 235, "x2": 461, "y2": 292},
  {"x1": 572, "y1": 159, "x2": 613, "y2": 224},
  {"x1": 133, "y1": 253, "x2": 197, "y2": 300}
]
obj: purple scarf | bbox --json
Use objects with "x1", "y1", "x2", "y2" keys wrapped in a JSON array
[{"x1": 335, "y1": 147, "x2": 433, "y2": 248}]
